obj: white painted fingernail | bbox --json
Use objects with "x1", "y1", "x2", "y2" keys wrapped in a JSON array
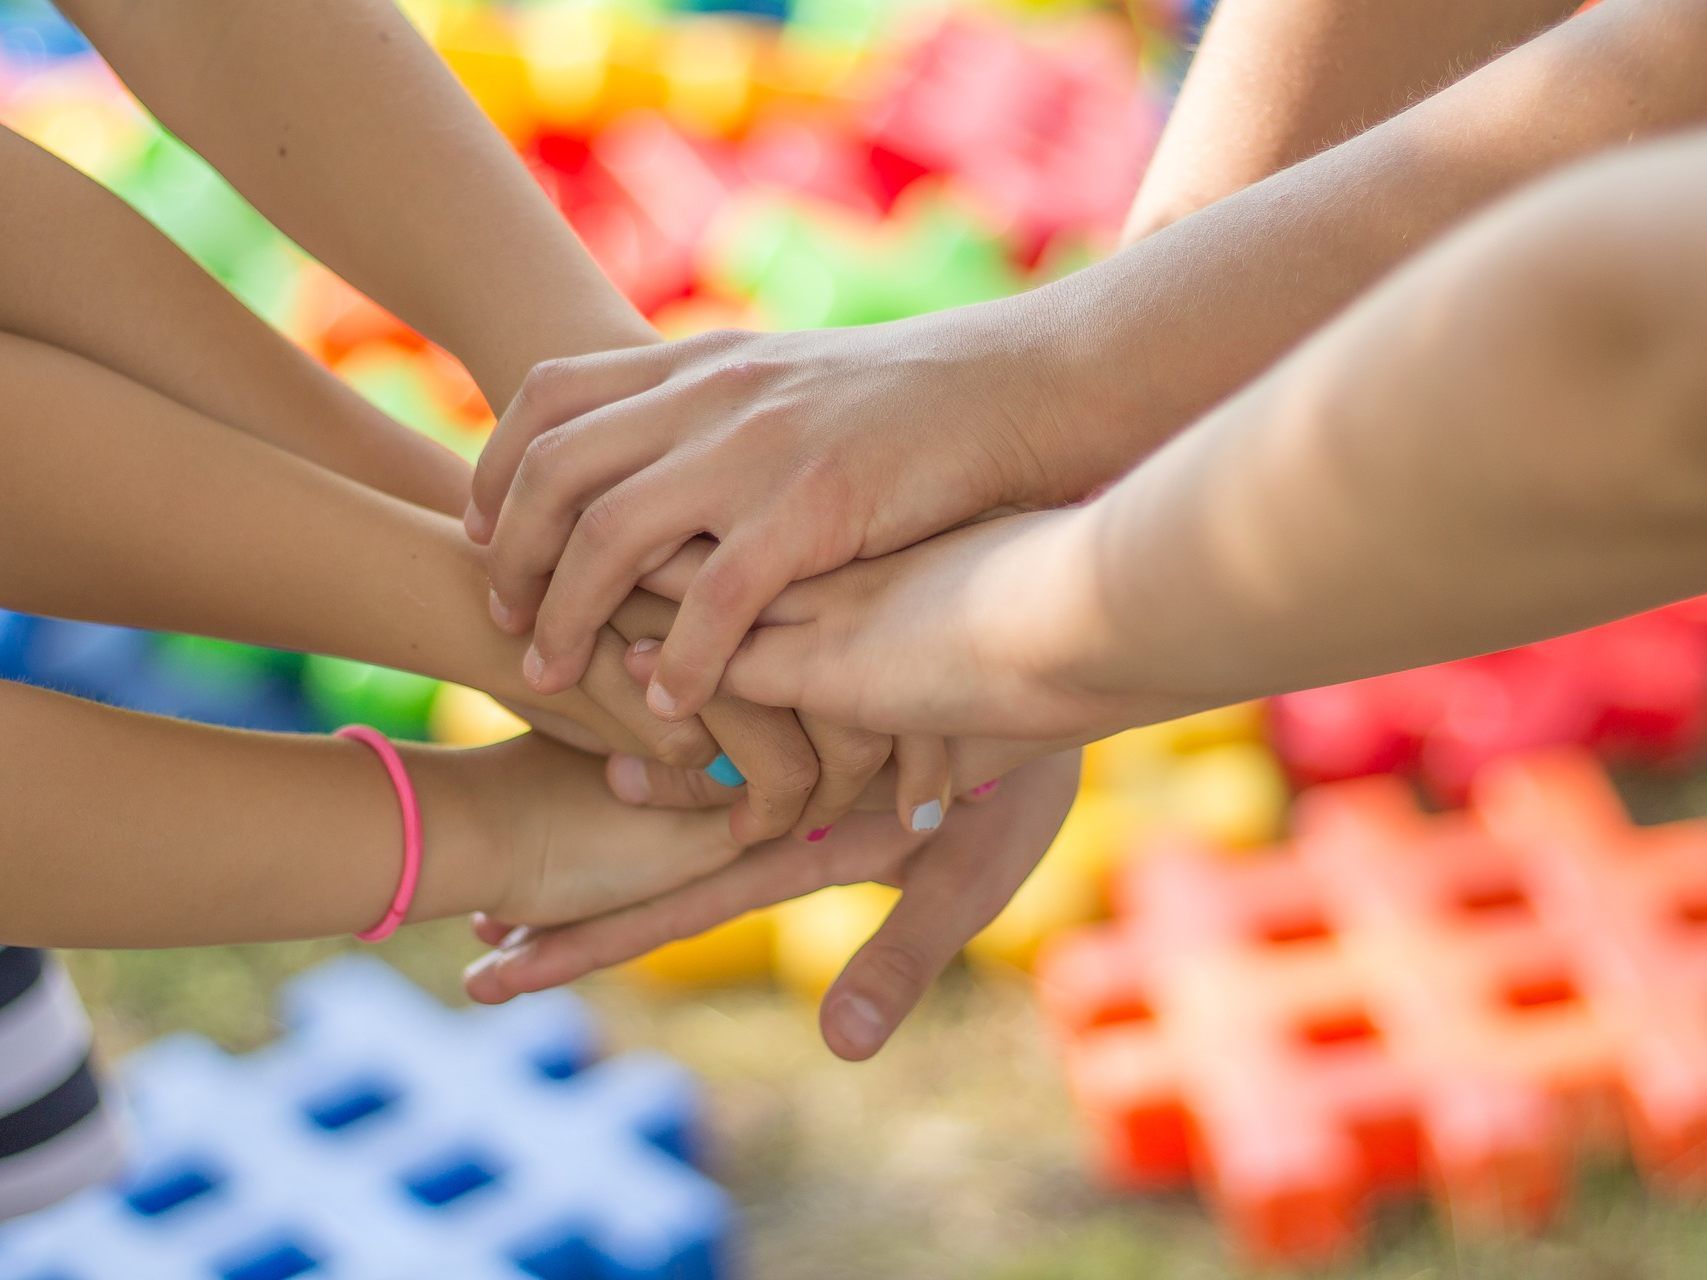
[{"x1": 909, "y1": 799, "x2": 943, "y2": 832}]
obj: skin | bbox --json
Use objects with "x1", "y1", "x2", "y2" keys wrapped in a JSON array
[
  {"x1": 1123, "y1": 0, "x2": 1583, "y2": 240},
  {"x1": 670, "y1": 135, "x2": 1707, "y2": 745},
  {"x1": 467, "y1": 754, "x2": 1082, "y2": 1062},
  {"x1": 0, "y1": 678, "x2": 747, "y2": 949},
  {"x1": 43, "y1": 0, "x2": 918, "y2": 837},
  {"x1": 467, "y1": 0, "x2": 1707, "y2": 725}
]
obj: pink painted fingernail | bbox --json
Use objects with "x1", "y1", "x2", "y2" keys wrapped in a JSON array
[
  {"x1": 806, "y1": 826, "x2": 833, "y2": 843},
  {"x1": 970, "y1": 779, "x2": 1002, "y2": 798},
  {"x1": 631, "y1": 637, "x2": 661, "y2": 656}
]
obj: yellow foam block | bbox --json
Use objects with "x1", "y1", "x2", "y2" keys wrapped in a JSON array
[
  {"x1": 428, "y1": 683, "x2": 528, "y2": 747},
  {"x1": 1163, "y1": 741, "x2": 1290, "y2": 849},
  {"x1": 626, "y1": 910, "x2": 777, "y2": 988},
  {"x1": 435, "y1": 10, "x2": 536, "y2": 142},
  {"x1": 772, "y1": 883, "x2": 899, "y2": 999},
  {"x1": 967, "y1": 790, "x2": 1147, "y2": 970},
  {"x1": 1081, "y1": 703, "x2": 1268, "y2": 791},
  {"x1": 516, "y1": 4, "x2": 622, "y2": 131},
  {"x1": 660, "y1": 18, "x2": 762, "y2": 138}
]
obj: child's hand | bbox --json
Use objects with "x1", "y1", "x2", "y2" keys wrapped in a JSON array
[
  {"x1": 451, "y1": 734, "x2": 749, "y2": 929},
  {"x1": 463, "y1": 751, "x2": 1081, "y2": 1060},
  {"x1": 648, "y1": 508, "x2": 1132, "y2": 744},
  {"x1": 467, "y1": 310, "x2": 1094, "y2": 723}
]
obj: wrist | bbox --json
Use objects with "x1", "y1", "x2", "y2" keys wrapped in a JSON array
[
  {"x1": 988, "y1": 285, "x2": 1156, "y2": 506},
  {"x1": 967, "y1": 505, "x2": 1145, "y2": 741},
  {"x1": 394, "y1": 743, "x2": 509, "y2": 922}
]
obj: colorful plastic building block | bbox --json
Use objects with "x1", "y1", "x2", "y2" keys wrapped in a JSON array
[
  {"x1": 0, "y1": 958, "x2": 740, "y2": 1280},
  {"x1": 1037, "y1": 749, "x2": 1707, "y2": 1266},
  {"x1": 1270, "y1": 600, "x2": 1707, "y2": 801}
]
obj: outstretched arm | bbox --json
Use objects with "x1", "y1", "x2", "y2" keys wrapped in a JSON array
[
  {"x1": 703, "y1": 132, "x2": 1707, "y2": 742},
  {"x1": 463, "y1": 0, "x2": 1707, "y2": 725},
  {"x1": 0, "y1": 124, "x2": 468, "y2": 515},
  {"x1": 1124, "y1": 0, "x2": 1580, "y2": 239},
  {"x1": 55, "y1": 0, "x2": 652, "y2": 407}
]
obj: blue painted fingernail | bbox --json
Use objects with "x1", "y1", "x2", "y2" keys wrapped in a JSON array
[
  {"x1": 910, "y1": 799, "x2": 943, "y2": 832},
  {"x1": 705, "y1": 753, "x2": 745, "y2": 787}
]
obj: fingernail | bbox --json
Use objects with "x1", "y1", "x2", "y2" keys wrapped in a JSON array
[
  {"x1": 523, "y1": 644, "x2": 547, "y2": 688},
  {"x1": 805, "y1": 826, "x2": 833, "y2": 843},
  {"x1": 970, "y1": 779, "x2": 1001, "y2": 798},
  {"x1": 489, "y1": 589, "x2": 518, "y2": 631},
  {"x1": 705, "y1": 753, "x2": 746, "y2": 787},
  {"x1": 463, "y1": 500, "x2": 492, "y2": 543},
  {"x1": 609, "y1": 754, "x2": 652, "y2": 804},
  {"x1": 832, "y1": 994, "x2": 887, "y2": 1057},
  {"x1": 647, "y1": 679, "x2": 679, "y2": 719},
  {"x1": 909, "y1": 799, "x2": 943, "y2": 833},
  {"x1": 632, "y1": 637, "x2": 661, "y2": 656},
  {"x1": 463, "y1": 950, "x2": 502, "y2": 984},
  {"x1": 498, "y1": 940, "x2": 536, "y2": 970},
  {"x1": 499, "y1": 926, "x2": 531, "y2": 951}
]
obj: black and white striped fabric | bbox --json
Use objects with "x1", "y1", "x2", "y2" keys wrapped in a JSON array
[{"x1": 0, "y1": 947, "x2": 127, "y2": 1220}]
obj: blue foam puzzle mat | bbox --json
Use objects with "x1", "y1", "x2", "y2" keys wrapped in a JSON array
[{"x1": 0, "y1": 958, "x2": 740, "y2": 1279}]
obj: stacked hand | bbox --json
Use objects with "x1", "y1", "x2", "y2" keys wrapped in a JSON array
[{"x1": 454, "y1": 319, "x2": 1115, "y2": 1056}]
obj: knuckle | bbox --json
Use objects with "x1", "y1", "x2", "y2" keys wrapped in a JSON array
[
  {"x1": 695, "y1": 555, "x2": 754, "y2": 616},
  {"x1": 577, "y1": 491, "x2": 629, "y2": 552},
  {"x1": 824, "y1": 733, "x2": 891, "y2": 781},
  {"x1": 858, "y1": 939, "x2": 931, "y2": 999},
  {"x1": 655, "y1": 726, "x2": 715, "y2": 771},
  {"x1": 515, "y1": 428, "x2": 570, "y2": 498}
]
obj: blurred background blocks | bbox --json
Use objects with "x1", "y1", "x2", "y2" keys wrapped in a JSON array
[
  {"x1": 0, "y1": 958, "x2": 739, "y2": 1279},
  {"x1": 1038, "y1": 750, "x2": 1707, "y2": 1266}
]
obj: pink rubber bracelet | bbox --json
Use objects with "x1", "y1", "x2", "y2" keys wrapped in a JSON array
[{"x1": 335, "y1": 725, "x2": 423, "y2": 943}]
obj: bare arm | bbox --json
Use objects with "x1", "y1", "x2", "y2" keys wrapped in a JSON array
[
  {"x1": 1125, "y1": 0, "x2": 1581, "y2": 239},
  {"x1": 0, "y1": 124, "x2": 468, "y2": 515},
  {"x1": 55, "y1": 0, "x2": 652, "y2": 406},
  {"x1": 458, "y1": 0, "x2": 1707, "y2": 721},
  {"x1": 705, "y1": 132, "x2": 1707, "y2": 742}
]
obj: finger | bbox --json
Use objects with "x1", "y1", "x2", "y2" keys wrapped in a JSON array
[
  {"x1": 575, "y1": 626, "x2": 718, "y2": 769},
  {"x1": 820, "y1": 768, "x2": 1062, "y2": 1060},
  {"x1": 463, "y1": 814, "x2": 926, "y2": 1002},
  {"x1": 697, "y1": 697, "x2": 819, "y2": 843},
  {"x1": 525, "y1": 468, "x2": 707, "y2": 695},
  {"x1": 636, "y1": 536, "x2": 715, "y2": 601},
  {"x1": 467, "y1": 347, "x2": 667, "y2": 542},
  {"x1": 604, "y1": 753, "x2": 741, "y2": 809},
  {"x1": 485, "y1": 404, "x2": 680, "y2": 635},
  {"x1": 792, "y1": 716, "x2": 892, "y2": 842},
  {"x1": 894, "y1": 734, "x2": 952, "y2": 834},
  {"x1": 632, "y1": 622, "x2": 816, "y2": 714},
  {"x1": 820, "y1": 840, "x2": 1001, "y2": 1062},
  {"x1": 470, "y1": 912, "x2": 516, "y2": 947},
  {"x1": 646, "y1": 532, "x2": 804, "y2": 723}
]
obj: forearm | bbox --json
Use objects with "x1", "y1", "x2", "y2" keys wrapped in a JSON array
[
  {"x1": 0, "y1": 679, "x2": 498, "y2": 947},
  {"x1": 1023, "y1": 0, "x2": 1707, "y2": 499},
  {"x1": 1126, "y1": 0, "x2": 1579, "y2": 239},
  {"x1": 1068, "y1": 136, "x2": 1707, "y2": 723},
  {"x1": 0, "y1": 334, "x2": 643, "y2": 751},
  {"x1": 0, "y1": 125, "x2": 467, "y2": 516},
  {"x1": 58, "y1": 0, "x2": 652, "y2": 404}
]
